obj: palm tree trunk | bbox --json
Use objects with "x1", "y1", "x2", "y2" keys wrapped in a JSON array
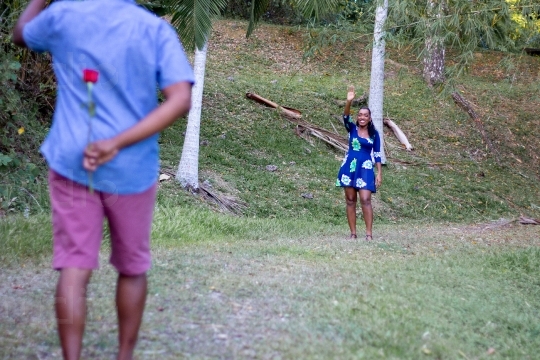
[
  {"x1": 368, "y1": 0, "x2": 388, "y2": 164},
  {"x1": 176, "y1": 42, "x2": 208, "y2": 190}
]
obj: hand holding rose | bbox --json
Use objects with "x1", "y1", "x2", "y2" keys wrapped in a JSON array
[{"x1": 83, "y1": 139, "x2": 119, "y2": 171}]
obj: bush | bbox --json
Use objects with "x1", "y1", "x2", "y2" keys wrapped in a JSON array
[
  {"x1": 0, "y1": 2, "x2": 54, "y2": 216},
  {"x1": 223, "y1": 0, "x2": 304, "y2": 25}
]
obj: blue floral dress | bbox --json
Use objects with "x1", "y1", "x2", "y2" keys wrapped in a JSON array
[{"x1": 335, "y1": 115, "x2": 382, "y2": 192}]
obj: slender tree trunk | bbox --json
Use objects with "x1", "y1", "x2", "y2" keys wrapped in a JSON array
[
  {"x1": 423, "y1": 38, "x2": 445, "y2": 86},
  {"x1": 368, "y1": 0, "x2": 388, "y2": 164},
  {"x1": 176, "y1": 42, "x2": 208, "y2": 190},
  {"x1": 423, "y1": 0, "x2": 446, "y2": 86}
]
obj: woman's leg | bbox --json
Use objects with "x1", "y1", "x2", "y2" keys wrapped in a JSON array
[
  {"x1": 344, "y1": 187, "x2": 358, "y2": 237},
  {"x1": 359, "y1": 189, "x2": 373, "y2": 238}
]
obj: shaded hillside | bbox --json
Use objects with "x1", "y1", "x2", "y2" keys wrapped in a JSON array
[
  {"x1": 159, "y1": 20, "x2": 540, "y2": 224},
  {"x1": 1, "y1": 19, "x2": 538, "y2": 223}
]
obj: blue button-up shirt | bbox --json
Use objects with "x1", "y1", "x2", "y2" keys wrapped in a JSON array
[{"x1": 24, "y1": 0, "x2": 194, "y2": 194}]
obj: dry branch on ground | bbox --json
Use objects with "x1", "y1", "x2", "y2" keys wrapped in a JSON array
[
  {"x1": 519, "y1": 216, "x2": 540, "y2": 225},
  {"x1": 160, "y1": 168, "x2": 247, "y2": 215},
  {"x1": 451, "y1": 91, "x2": 495, "y2": 156},
  {"x1": 246, "y1": 92, "x2": 419, "y2": 158}
]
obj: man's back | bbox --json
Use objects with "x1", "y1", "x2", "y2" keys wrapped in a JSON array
[
  {"x1": 12, "y1": 1, "x2": 193, "y2": 358},
  {"x1": 23, "y1": 0, "x2": 194, "y2": 193}
]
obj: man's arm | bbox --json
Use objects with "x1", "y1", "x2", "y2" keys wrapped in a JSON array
[
  {"x1": 12, "y1": 0, "x2": 48, "y2": 47},
  {"x1": 83, "y1": 81, "x2": 193, "y2": 171}
]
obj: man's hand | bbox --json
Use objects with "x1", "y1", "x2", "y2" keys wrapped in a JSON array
[
  {"x1": 83, "y1": 139, "x2": 119, "y2": 171},
  {"x1": 347, "y1": 85, "x2": 355, "y2": 102},
  {"x1": 82, "y1": 81, "x2": 192, "y2": 172}
]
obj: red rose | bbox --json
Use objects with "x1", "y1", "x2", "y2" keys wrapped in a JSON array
[{"x1": 83, "y1": 69, "x2": 99, "y2": 83}]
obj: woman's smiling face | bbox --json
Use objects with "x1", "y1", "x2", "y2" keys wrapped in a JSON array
[{"x1": 356, "y1": 109, "x2": 371, "y2": 126}]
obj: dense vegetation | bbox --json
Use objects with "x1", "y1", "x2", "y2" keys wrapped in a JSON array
[
  {"x1": 0, "y1": 3, "x2": 53, "y2": 215},
  {"x1": 1, "y1": 2, "x2": 539, "y2": 224}
]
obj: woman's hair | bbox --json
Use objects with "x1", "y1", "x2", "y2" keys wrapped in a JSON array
[{"x1": 358, "y1": 106, "x2": 377, "y2": 138}]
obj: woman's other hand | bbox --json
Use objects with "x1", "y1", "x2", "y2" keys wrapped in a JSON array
[{"x1": 375, "y1": 173, "x2": 382, "y2": 188}]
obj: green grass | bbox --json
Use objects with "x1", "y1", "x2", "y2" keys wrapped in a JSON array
[
  {"x1": 157, "y1": 20, "x2": 540, "y2": 224},
  {"x1": 1, "y1": 211, "x2": 539, "y2": 358}
]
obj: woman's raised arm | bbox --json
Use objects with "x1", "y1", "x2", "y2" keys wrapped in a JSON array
[{"x1": 344, "y1": 85, "x2": 355, "y2": 116}]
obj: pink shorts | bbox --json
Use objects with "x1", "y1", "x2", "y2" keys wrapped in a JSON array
[{"x1": 48, "y1": 170, "x2": 157, "y2": 275}]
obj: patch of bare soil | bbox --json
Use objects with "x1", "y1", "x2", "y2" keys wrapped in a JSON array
[{"x1": 209, "y1": 20, "x2": 317, "y2": 75}]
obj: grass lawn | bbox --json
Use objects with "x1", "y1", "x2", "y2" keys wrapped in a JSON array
[{"x1": 1, "y1": 211, "x2": 539, "y2": 359}]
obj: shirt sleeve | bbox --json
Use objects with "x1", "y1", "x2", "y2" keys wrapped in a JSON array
[
  {"x1": 373, "y1": 131, "x2": 382, "y2": 163},
  {"x1": 22, "y1": 9, "x2": 55, "y2": 53},
  {"x1": 156, "y1": 23, "x2": 195, "y2": 89},
  {"x1": 342, "y1": 114, "x2": 354, "y2": 133}
]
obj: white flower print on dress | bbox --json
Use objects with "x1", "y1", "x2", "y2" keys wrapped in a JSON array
[
  {"x1": 362, "y1": 160, "x2": 373, "y2": 169},
  {"x1": 373, "y1": 151, "x2": 382, "y2": 159},
  {"x1": 356, "y1": 178, "x2": 367, "y2": 188},
  {"x1": 367, "y1": 137, "x2": 374, "y2": 144},
  {"x1": 341, "y1": 174, "x2": 351, "y2": 186},
  {"x1": 341, "y1": 155, "x2": 348, "y2": 166}
]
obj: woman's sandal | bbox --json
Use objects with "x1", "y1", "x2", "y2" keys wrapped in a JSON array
[
  {"x1": 365, "y1": 234, "x2": 373, "y2": 241},
  {"x1": 349, "y1": 233, "x2": 358, "y2": 239}
]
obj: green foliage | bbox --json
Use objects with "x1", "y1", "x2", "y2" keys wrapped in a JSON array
[
  {"x1": 0, "y1": 1, "x2": 51, "y2": 216},
  {"x1": 247, "y1": 0, "x2": 273, "y2": 37},
  {"x1": 166, "y1": 0, "x2": 229, "y2": 51},
  {"x1": 385, "y1": 0, "x2": 540, "y2": 87},
  {"x1": 292, "y1": 0, "x2": 342, "y2": 20},
  {"x1": 1, "y1": 10, "x2": 539, "y2": 225},
  {"x1": 162, "y1": 20, "x2": 538, "y2": 224},
  {"x1": 339, "y1": 0, "x2": 372, "y2": 24},
  {"x1": 303, "y1": 14, "x2": 375, "y2": 58}
]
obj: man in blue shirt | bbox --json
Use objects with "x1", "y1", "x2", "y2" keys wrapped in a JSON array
[{"x1": 13, "y1": 1, "x2": 194, "y2": 359}]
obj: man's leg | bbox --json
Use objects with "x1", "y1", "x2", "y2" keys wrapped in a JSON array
[
  {"x1": 116, "y1": 273, "x2": 147, "y2": 360},
  {"x1": 49, "y1": 170, "x2": 104, "y2": 359},
  {"x1": 55, "y1": 268, "x2": 93, "y2": 360},
  {"x1": 102, "y1": 183, "x2": 156, "y2": 360}
]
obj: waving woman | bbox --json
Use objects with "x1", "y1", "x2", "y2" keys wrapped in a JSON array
[{"x1": 335, "y1": 86, "x2": 382, "y2": 240}]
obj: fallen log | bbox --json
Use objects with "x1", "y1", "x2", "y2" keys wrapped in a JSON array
[
  {"x1": 293, "y1": 119, "x2": 348, "y2": 152},
  {"x1": 519, "y1": 216, "x2": 540, "y2": 225},
  {"x1": 246, "y1": 92, "x2": 412, "y2": 156},
  {"x1": 524, "y1": 48, "x2": 540, "y2": 56},
  {"x1": 383, "y1": 118, "x2": 413, "y2": 150},
  {"x1": 246, "y1": 92, "x2": 302, "y2": 119},
  {"x1": 246, "y1": 92, "x2": 348, "y2": 151},
  {"x1": 451, "y1": 92, "x2": 494, "y2": 154},
  {"x1": 160, "y1": 168, "x2": 247, "y2": 215}
]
